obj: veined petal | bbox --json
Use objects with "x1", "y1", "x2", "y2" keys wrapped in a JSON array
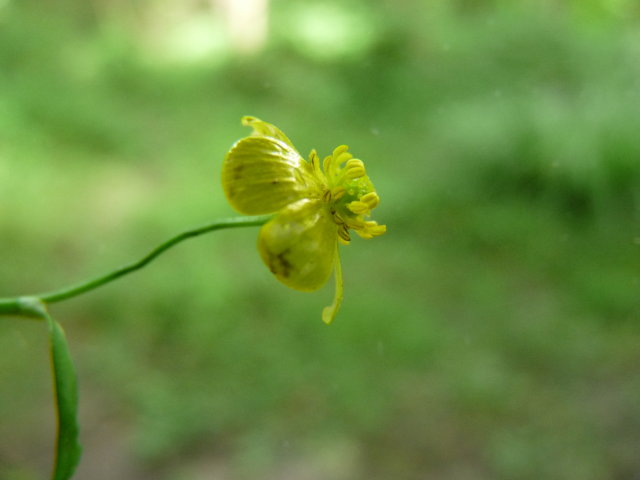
[
  {"x1": 258, "y1": 199, "x2": 337, "y2": 292},
  {"x1": 222, "y1": 136, "x2": 321, "y2": 214},
  {"x1": 242, "y1": 116, "x2": 295, "y2": 148}
]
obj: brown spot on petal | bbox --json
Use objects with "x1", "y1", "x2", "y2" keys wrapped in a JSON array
[{"x1": 267, "y1": 248, "x2": 293, "y2": 279}]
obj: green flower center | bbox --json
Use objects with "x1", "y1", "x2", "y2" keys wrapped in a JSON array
[{"x1": 309, "y1": 146, "x2": 385, "y2": 244}]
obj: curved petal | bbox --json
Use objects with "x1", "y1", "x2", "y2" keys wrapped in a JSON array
[
  {"x1": 322, "y1": 249, "x2": 343, "y2": 325},
  {"x1": 258, "y1": 199, "x2": 337, "y2": 292},
  {"x1": 222, "y1": 136, "x2": 321, "y2": 214},
  {"x1": 241, "y1": 116, "x2": 295, "y2": 148}
]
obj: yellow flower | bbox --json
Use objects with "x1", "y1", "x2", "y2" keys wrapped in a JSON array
[{"x1": 222, "y1": 116, "x2": 386, "y2": 324}]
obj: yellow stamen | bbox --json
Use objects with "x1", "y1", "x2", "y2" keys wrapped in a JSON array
[
  {"x1": 332, "y1": 145, "x2": 349, "y2": 157},
  {"x1": 360, "y1": 191, "x2": 380, "y2": 210},
  {"x1": 309, "y1": 150, "x2": 328, "y2": 185},
  {"x1": 331, "y1": 186, "x2": 346, "y2": 200},
  {"x1": 323, "y1": 155, "x2": 333, "y2": 176},
  {"x1": 345, "y1": 159, "x2": 366, "y2": 179},
  {"x1": 363, "y1": 221, "x2": 386, "y2": 236},
  {"x1": 335, "y1": 151, "x2": 353, "y2": 166},
  {"x1": 347, "y1": 201, "x2": 370, "y2": 215},
  {"x1": 310, "y1": 149, "x2": 320, "y2": 171},
  {"x1": 355, "y1": 231, "x2": 373, "y2": 239},
  {"x1": 324, "y1": 146, "x2": 352, "y2": 180},
  {"x1": 337, "y1": 226, "x2": 351, "y2": 243},
  {"x1": 368, "y1": 224, "x2": 387, "y2": 236},
  {"x1": 349, "y1": 220, "x2": 386, "y2": 239}
]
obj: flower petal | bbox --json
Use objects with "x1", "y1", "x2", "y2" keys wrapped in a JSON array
[
  {"x1": 321, "y1": 249, "x2": 343, "y2": 325},
  {"x1": 258, "y1": 199, "x2": 337, "y2": 292},
  {"x1": 222, "y1": 136, "x2": 321, "y2": 214},
  {"x1": 241, "y1": 116, "x2": 295, "y2": 148}
]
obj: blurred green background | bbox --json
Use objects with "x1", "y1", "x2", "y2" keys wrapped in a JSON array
[{"x1": 1, "y1": 0, "x2": 639, "y2": 479}]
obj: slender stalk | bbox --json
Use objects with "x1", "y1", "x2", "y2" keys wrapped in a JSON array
[
  {"x1": 0, "y1": 296, "x2": 47, "y2": 319},
  {"x1": 0, "y1": 215, "x2": 271, "y2": 316}
]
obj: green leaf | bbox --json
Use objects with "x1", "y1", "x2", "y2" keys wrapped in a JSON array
[{"x1": 46, "y1": 314, "x2": 82, "y2": 480}]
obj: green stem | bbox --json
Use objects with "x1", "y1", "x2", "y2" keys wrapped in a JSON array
[{"x1": 0, "y1": 215, "x2": 271, "y2": 316}]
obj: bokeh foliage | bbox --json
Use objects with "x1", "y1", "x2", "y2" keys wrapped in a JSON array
[{"x1": 1, "y1": 1, "x2": 639, "y2": 479}]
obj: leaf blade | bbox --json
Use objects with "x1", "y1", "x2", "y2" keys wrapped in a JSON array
[{"x1": 47, "y1": 315, "x2": 82, "y2": 480}]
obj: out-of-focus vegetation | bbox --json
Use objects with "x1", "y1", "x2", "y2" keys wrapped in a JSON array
[{"x1": 1, "y1": 0, "x2": 639, "y2": 479}]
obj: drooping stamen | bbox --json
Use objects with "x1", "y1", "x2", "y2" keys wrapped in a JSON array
[
  {"x1": 346, "y1": 218, "x2": 386, "y2": 239},
  {"x1": 357, "y1": 221, "x2": 386, "y2": 238},
  {"x1": 360, "y1": 192, "x2": 380, "y2": 210},
  {"x1": 337, "y1": 224, "x2": 351, "y2": 243},
  {"x1": 366, "y1": 223, "x2": 387, "y2": 236},
  {"x1": 333, "y1": 211, "x2": 347, "y2": 226},
  {"x1": 347, "y1": 200, "x2": 370, "y2": 215}
]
